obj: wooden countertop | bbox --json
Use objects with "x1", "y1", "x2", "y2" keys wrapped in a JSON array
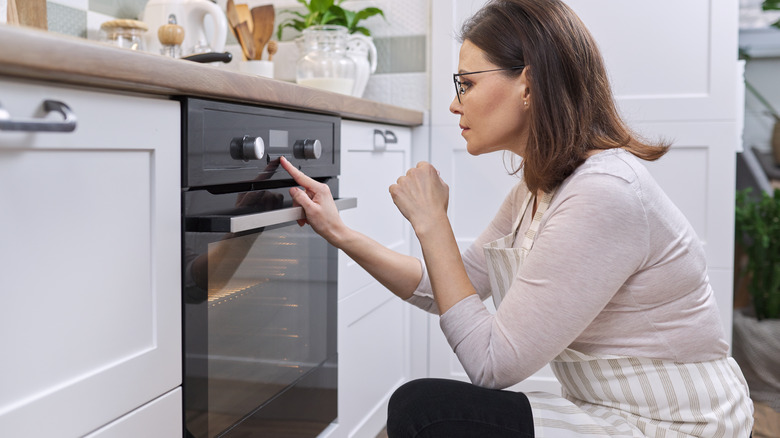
[{"x1": 0, "y1": 24, "x2": 423, "y2": 127}]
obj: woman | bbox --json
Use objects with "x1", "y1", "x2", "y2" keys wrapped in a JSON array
[{"x1": 280, "y1": 0, "x2": 754, "y2": 436}]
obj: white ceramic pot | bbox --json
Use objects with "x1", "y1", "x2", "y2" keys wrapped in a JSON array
[
  {"x1": 272, "y1": 40, "x2": 301, "y2": 82},
  {"x1": 346, "y1": 34, "x2": 377, "y2": 98}
]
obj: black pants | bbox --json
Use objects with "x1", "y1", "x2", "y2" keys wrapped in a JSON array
[{"x1": 387, "y1": 378, "x2": 535, "y2": 438}]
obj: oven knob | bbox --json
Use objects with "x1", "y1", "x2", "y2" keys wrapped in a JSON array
[
  {"x1": 293, "y1": 139, "x2": 322, "y2": 160},
  {"x1": 230, "y1": 135, "x2": 265, "y2": 160}
]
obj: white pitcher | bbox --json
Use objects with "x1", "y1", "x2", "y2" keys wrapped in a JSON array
[
  {"x1": 141, "y1": 0, "x2": 227, "y2": 56},
  {"x1": 346, "y1": 34, "x2": 377, "y2": 98}
]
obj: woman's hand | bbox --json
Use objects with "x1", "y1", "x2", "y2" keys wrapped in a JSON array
[
  {"x1": 389, "y1": 162, "x2": 449, "y2": 234},
  {"x1": 280, "y1": 157, "x2": 348, "y2": 245}
]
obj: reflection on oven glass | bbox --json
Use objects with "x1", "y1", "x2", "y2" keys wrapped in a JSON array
[{"x1": 198, "y1": 226, "x2": 330, "y2": 437}]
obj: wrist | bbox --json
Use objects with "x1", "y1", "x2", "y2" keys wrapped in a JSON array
[{"x1": 412, "y1": 212, "x2": 449, "y2": 239}]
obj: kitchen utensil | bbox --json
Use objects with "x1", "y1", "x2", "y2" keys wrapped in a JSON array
[
  {"x1": 251, "y1": 5, "x2": 274, "y2": 60},
  {"x1": 235, "y1": 21, "x2": 256, "y2": 60},
  {"x1": 7, "y1": 0, "x2": 19, "y2": 25},
  {"x1": 236, "y1": 4, "x2": 253, "y2": 33},
  {"x1": 182, "y1": 52, "x2": 233, "y2": 63},
  {"x1": 226, "y1": 0, "x2": 247, "y2": 60},
  {"x1": 14, "y1": 0, "x2": 46, "y2": 29},
  {"x1": 141, "y1": 0, "x2": 227, "y2": 56},
  {"x1": 100, "y1": 19, "x2": 148, "y2": 51},
  {"x1": 266, "y1": 40, "x2": 278, "y2": 62},
  {"x1": 226, "y1": 0, "x2": 240, "y2": 30}
]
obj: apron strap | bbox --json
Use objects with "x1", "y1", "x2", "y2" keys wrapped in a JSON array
[
  {"x1": 510, "y1": 191, "x2": 534, "y2": 237},
  {"x1": 520, "y1": 190, "x2": 554, "y2": 253}
]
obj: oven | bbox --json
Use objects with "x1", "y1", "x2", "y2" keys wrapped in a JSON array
[{"x1": 181, "y1": 98, "x2": 354, "y2": 438}]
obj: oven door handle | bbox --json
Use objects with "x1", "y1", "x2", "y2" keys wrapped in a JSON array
[{"x1": 229, "y1": 197, "x2": 357, "y2": 233}]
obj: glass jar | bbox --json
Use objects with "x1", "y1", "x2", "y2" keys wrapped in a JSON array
[
  {"x1": 296, "y1": 25, "x2": 357, "y2": 96},
  {"x1": 100, "y1": 19, "x2": 148, "y2": 51}
]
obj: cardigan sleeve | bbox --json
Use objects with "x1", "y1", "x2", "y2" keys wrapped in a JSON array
[{"x1": 404, "y1": 182, "x2": 528, "y2": 314}]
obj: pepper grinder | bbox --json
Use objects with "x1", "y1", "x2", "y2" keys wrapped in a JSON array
[{"x1": 158, "y1": 14, "x2": 185, "y2": 58}]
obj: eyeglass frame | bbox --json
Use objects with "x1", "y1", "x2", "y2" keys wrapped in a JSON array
[{"x1": 453, "y1": 65, "x2": 525, "y2": 103}]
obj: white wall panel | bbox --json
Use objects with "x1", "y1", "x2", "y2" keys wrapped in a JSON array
[{"x1": 567, "y1": 0, "x2": 738, "y2": 122}]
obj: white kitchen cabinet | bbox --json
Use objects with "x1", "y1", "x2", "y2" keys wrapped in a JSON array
[
  {"x1": 84, "y1": 388, "x2": 182, "y2": 438},
  {"x1": 428, "y1": 0, "x2": 739, "y2": 392},
  {"x1": 327, "y1": 120, "x2": 413, "y2": 438},
  {"x1": 0, "y1": 79, "x2": 181, "y2": 437}
]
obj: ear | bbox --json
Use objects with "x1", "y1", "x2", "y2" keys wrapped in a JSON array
[{"x1": 521, "y1": 66, "x2": 532, "y2": 100}]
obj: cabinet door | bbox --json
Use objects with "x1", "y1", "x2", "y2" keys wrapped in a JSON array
[
  {"x1": 0, "y1": 80, "x2": 181, "y2": 437},
  {"x1": 338, "y1": 121, "x2": 412, "y2": 300},
  {"x1": 334, "y1": 121, "x2": 412, "y2": 438}
]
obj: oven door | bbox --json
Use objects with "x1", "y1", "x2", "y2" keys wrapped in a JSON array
[{"x1": 183, "y1": 181, "x2": 354, "y2": 438}]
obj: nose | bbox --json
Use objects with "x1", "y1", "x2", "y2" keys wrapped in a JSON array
[{"x1": 449, "y1": 96, "x2": 462, "y2": 115}]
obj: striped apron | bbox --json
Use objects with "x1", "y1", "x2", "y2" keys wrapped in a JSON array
[{"x1": 483, "y1": 191, "x2": 754, "y2": 437}]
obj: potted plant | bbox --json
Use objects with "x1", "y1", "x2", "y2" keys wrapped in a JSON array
[
  {"x1": 275, "y1": 0, "x2": 385, "y2": 40},
  {"x1": 272, "y1": 0, "x2": 384, "y2": 96},
  {"x1": 735, "y1": 187, "x2": 780, "y2": 319},
  {"x1": 733, "y1": 187, "x2": 780, "y2": 434}
]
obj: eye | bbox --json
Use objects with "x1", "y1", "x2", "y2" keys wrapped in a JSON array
[{"x1": 458, "y1": 80, "x2": 473, "y2": 95}]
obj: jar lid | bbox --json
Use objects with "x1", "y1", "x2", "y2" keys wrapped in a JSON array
[{"x1": 100, "y1": 19, "x2": 148, "y2": 32}]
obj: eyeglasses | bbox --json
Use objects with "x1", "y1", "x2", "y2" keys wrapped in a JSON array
[{"x1": 453, "y1": 66, "x2": 525, "y2": 103}]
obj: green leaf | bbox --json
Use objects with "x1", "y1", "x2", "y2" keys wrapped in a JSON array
[
  {"x1": 310, "y1": 0, "x2": 335, "y2": 14},
  {"x1": 342, "y1": 9, "x2": 357, "y2": 29},
  {"x1": 354, "y1": 7, "x2": 386, "y2": 23},
  {"x1": 323, "y1": 6, "x2": 347, "y2": 26},
  {"x1": 351, "y1": 26, "x2": 371, "y2": 36},
  {"x1": 763, "y1": 0, "x2": 780, "y2": 11}
]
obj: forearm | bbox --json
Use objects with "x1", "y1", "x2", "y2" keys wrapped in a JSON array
[
  {"x1": 335, "y1": 227, "x2": 423, "y2": 300},
  {"x1": 415, "y1": 215, "x2": 476, "y2": 314}
]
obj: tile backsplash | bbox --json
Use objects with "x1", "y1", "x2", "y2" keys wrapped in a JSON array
[{"x1": 43, "y1": 0, "x2": 430, "y2": 112}]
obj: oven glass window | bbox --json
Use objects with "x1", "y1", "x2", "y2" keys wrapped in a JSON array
[{"x1": 184, "y1": 221, "x2": 336, "y2": 437}]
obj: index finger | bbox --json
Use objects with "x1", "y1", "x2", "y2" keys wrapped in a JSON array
[{"x1": 280, "y1": 156, "x2": 318, "y2": 188}]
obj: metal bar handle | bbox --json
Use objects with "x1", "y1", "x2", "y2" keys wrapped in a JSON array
[
  {"x1": 0, "y1": 100, "x2": 77, "y2": 132},
  {"x1": 230, "y1": 197, "x2": 357, "y2": 233}
]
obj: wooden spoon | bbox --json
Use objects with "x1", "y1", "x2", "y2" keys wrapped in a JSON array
[
  {"x1": 266, "y1": 40, "x2": 278, "y2": 62},
  {"x1": 226, "y1": 0, "x2": 241, "y2": 30},
  {"x1": 235, "y1": 21, "x2": 256, "y2": 61},
  {"x1": 251, "y1": 5, "x2": 275, "y2": 60},
  {"x1": 236, "y1": 4, "x2": 253, "y2": 34}
]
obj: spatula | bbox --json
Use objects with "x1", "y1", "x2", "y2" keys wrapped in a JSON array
[
  {"x1": 236, "y1": 4, "x2": 253, "y2": 34},
  {"x1": 235, "y1": 21, "x2": 256, "y2": 60},
  {"x1": 251, "y1": 5, "x2": 275, "y2": 60}
]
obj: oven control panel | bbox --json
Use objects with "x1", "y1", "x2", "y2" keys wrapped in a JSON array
[{"x1": 183, "y1": 98, "x2": 340, "y2": 188}]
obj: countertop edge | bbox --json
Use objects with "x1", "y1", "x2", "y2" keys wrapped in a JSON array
[{"x1": 0, "y1": 24, "x2": 424, "y2": 127}]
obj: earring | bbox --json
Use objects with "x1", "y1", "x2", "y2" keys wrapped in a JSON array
[{"x1": 523, "y1": 100, "x2": 528, "y2": 107}]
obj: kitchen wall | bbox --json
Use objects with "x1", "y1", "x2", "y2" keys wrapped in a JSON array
[{"x1": 42, "y1": 0, "x2": 430, "y2": 113}]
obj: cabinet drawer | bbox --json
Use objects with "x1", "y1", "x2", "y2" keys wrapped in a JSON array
[{"x1": 84, "y1": 388, "x2": 182, "y2": 438}]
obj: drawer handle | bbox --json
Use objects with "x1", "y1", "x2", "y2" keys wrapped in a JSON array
[
  {"x1": 373, "y1": 129, "x2": 398, "y2": 151},
  {"x1": 0, "y1": 100, "x2": 77, "y2": 132}
]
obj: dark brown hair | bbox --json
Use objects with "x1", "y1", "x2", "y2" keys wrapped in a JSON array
[{"x1": 459, "y1": 0, "x2": 670, "y2": 193}]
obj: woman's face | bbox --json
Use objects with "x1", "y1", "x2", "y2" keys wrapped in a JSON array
[{"x1": 450, "y1": 40, "x2": 530, "y2": 156}]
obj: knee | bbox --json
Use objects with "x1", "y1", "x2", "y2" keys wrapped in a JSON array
[{"x1": 387, "y1": 379, "x2": 440, "y2": 437}]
